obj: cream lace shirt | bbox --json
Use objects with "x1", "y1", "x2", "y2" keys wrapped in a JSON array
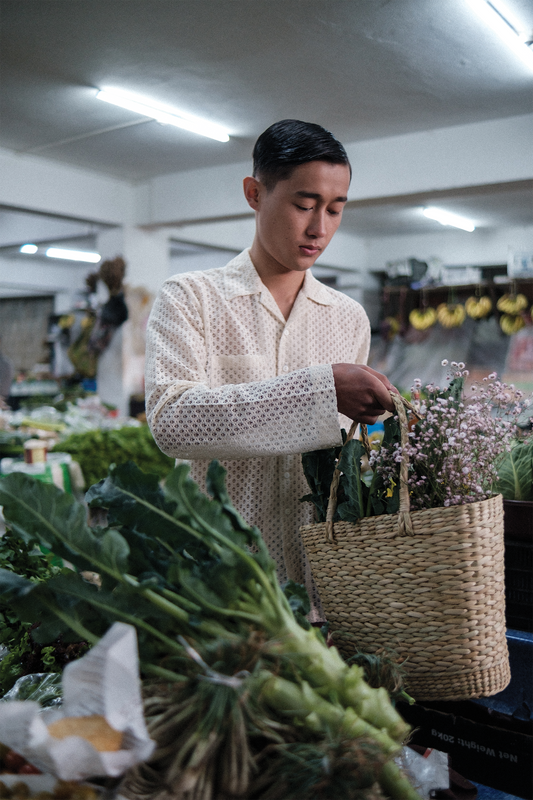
[{"x1": 145, "y1": 249, "x2": 370, "y2": 617}]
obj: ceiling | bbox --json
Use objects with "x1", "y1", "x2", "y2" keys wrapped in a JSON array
[{"x1": 0, "y1": 0, "x2": 532, "y2": 241}]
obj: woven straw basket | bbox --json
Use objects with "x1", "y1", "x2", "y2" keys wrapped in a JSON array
[{"x1": 300, "y1": 394, "x2": 510, "y2": 702}]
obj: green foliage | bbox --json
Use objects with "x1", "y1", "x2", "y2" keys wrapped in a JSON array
[
  {"x1": 300, "y1": 443, "x2": 341, "y2": 523},
  {"x1": 52, "y1": 424, "x2": 175, "y2": 488},
  {"x1": 0, "y1": 462, "x2": 416, "y2": 798},
  {"x1": 301, "y1": 417, "x2": 401, "y2": 525},
  {"x1": 0, "y1": 463, "x2": 281, "y2": 667},
  {"x1": 336, "y1": 439, "x2": 367, "y2": 523},
  {"x1": 0, "y1": 430, "x2": 27, "y2": 458},
  {"x1": 282, "y1": 580, "x2": 311, "y2": 631},
  {"x1": 0, "y1": 531, "x2": 62, "y2": 695},
  {"x1": 495, "y1": 439, "x2": 533, "y2": 501},
  {"x1": 368, "y1": 415, "x2": 401, "y2": 517}
]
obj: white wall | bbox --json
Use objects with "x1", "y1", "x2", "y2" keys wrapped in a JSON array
[
  {"x1": 344, "y1": 114, "x2": 533, "y2": 201},
  {"x1": 366, "y1": 223, "x2": 533, "y2": 272},
  {"x1": 0, "y1": 254, "x2": 88, "y2": 305},
  {"x1": 0, "y1": 147, "x2": 134, "y2": 226},
  {"x1": 134, "y1": 113, "x2": 533, "y2": 229},
  {"x1": 168, "y1": 248, "x2": 239, "y2": 276},
  {"x1": 0, "y1": 113, "x2": 531, "y2": 310}
]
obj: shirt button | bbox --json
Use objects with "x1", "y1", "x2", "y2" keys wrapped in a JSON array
[
  {"x1": 284, "y1": 471, "x2": 290, "y2": 480},
  {"x1": 283, "y1": 329, "x2": 290, "y2": 336},
  {"x1": 285, "y1": 508, "x2": 291, "y2": 516},
  {"x1": 283, "y1": 365, "x2": 289, "y2": 372}
]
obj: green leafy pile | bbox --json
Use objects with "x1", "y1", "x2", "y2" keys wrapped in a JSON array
[
  {"x1": 0, "y1": 430, "x2": 27, "y2": 459},
  {"x1": 0, "y1": 532, "x2": 86, "y2": 695},
  {"x1": 0, "y1": 464, "x2": 420, "y2": 799},
  {"x1": 301, "y1": 417, "x2": 401, "y2": 524},
  {"x1": 51, "y1": 425, "x2": 175, "y2": 488}
]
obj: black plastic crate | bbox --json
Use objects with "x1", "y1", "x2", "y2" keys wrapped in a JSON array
[
  {"x1": 505, "y1": 540, "x2": 533, "y2": 571},
  {"x1": 506, "y1": 574, "x2": 533, "y2": 595},
  {"x1": 507, "y1": 587, "x2": 533, "y2": 605},
  {"x1": 505, "y1": 540, "x2": 533, "y2": 632},
  {"x1": 398, "y1": 700, "x2": 533, "y2": 799},
  {"x1": 505, "y1": 606, "x2": 533, "y2": 633}
]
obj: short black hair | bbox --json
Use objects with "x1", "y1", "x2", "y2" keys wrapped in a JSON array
[{"x1": 252, "y1": 119, "x2": 351, "y2": 190}]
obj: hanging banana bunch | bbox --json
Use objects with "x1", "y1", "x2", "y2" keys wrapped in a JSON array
[
  {"x1": 497, "y1": 280, "x2": 528, "y2": 315},
  {"x1": 409, "y1": 287, "x2": 437, "y2": 331},
  {"x1": 497, "y1": 281, "x2": 530, "y2": 335},
  {"x1": 497, "y1": 293, "x2": 528, "y2": 314},
  {"x1": 500, "y1": 314, "x2": 526, "y2": 335},
  {"x1": 436, "y1": 302, "x2": 466, "y2": 328},
  {"x1": 465, "y1": 289, "x2": 492, "y2": 320},
  {"x1": 409, "y1": 306, "x2": 437, "y2": 330}
]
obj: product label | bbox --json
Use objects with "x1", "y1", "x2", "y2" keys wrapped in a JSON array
[{"x1": 431, "y1": 729, "x2": 519, "y2": 762}]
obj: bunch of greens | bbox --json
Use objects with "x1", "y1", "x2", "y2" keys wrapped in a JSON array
[
  {"x1": 0, "y1": 531, "x2": 86, "y2": 696},
  {"x1": 0, "y1": 463, "x2": 420, "y2": 799},
  {"x1": 301, "y1": 417, "x2": 401, "y2": 525},
  {"x1": 495, "y1": 438, "x2": 533, "y2": 501},
  {"x1": 52, "y1": 425, "x2": 175, "y2": 488},
  {"x1": 0, "y1": 431, "x2": 27, "y2": 459}
]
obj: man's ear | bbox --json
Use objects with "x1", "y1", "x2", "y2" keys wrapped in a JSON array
[{"x1": 243, "y1": 176, "x2": 262, "y2": 211}]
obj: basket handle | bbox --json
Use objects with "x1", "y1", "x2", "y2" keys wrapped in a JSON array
[{"x1": 324, "y1": 392, "x2": 417, "y2": 543}]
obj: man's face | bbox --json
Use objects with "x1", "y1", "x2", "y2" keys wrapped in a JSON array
[{"x1": 249, "y1": 160, "x2": 351, "y2": 276}]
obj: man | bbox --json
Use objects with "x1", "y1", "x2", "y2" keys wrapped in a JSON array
[{"x1": 145, "y1": 120, "x2": 396, "y2": 617}]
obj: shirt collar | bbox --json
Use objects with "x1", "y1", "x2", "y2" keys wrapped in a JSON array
[
  {"x1": 223, "y1": 248, "x2": 336, "y2": 307},
  {"x1": 223, "y1": 249, "x2": 264, "y2": 300},
  {"x1": 300, "y1": 269, "x2": 336, "y2": 306}
]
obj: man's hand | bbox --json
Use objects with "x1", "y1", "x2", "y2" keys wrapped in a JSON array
[{"x1": 332, "y1": 364, "x2": 399, "y2": 424}]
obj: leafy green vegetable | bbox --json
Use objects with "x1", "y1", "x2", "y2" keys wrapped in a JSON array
[
  {"x1": 0, "y1": 530, "x2": 87, "y2": 695},
  {"x1": 1, "y1": 672, "x2": 62, "y2": 706},
  {"x1": 0, "y1": 530, "x2": 59, "y2": 697},
  {"x1": 336, "y1": 439, "x2": 367, "y2": 523},
  {"x1": 301, "y1": 416, "x2": 402, "y2": 525},
  {"x1": 495, "y1": 439, "x2": 533, "y2": 501},
  {"x1": 300, "y1": 442, "x2": 342, "y2": 523},
  {"x1": 367, "y1": 414, "x2": 401, "y2": 517},
  {"x1": 0, "y1": 463, "x2": 419, "y2": 798},
  {"x1": 52, "y1": 424, "x2": 175, "y2": 488}
]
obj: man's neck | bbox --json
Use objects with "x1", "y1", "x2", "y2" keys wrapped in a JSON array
[{"x1": 249, "y1": 244, "x2": 306, "y2": 320}]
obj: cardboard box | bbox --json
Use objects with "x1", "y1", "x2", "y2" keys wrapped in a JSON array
[{"x1": 398, "y1": 700, "x2": 533, "y2": 799}]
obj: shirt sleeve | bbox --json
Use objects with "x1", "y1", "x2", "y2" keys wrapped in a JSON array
[{"x1": 145, "y1": 279, "x2": 343, "y2": 460}]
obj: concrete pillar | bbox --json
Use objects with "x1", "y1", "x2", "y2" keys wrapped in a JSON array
[{"x1": 95, "y1": 226, "x2": 171, "y2": 415}]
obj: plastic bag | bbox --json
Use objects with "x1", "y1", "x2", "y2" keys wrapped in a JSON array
[
  {"x1": 1, "y1": 673, "x2": 63, "y2": 708},
  {"x1": 395, "y1": 746, "x2": 449, "y2": 798}
]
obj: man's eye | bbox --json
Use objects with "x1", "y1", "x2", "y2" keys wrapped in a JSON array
[{"x1": 296, "y1": 205, "x2": 312, "y2": 211}]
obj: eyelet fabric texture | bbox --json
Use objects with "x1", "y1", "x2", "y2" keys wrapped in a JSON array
[{"x1": 146, "y1": 249, "x2": 370, "y2": 618}]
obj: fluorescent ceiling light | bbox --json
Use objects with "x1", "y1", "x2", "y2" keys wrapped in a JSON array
[
  {"x1": 96, "y1": 88, "x2": 230, "y2": 142},
  {"x1": 46, "y1": 248, "x2": 101, "y2": 263},
  {"x1": 20, "y1": 244, "x2": 38, "y2": 254},
  {"x1": 423, "y1": 207, "x2": 476, "y2": 232},
  {"x1": 466, "y1": 0, "x2": 533, "y2": 70}
]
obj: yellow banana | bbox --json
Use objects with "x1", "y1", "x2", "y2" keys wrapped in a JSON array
[
  {"x1": 465, "y1": 295, "x2": 492, "y2": 319},
  {"x1": 436, "y1": 303, "x2": 466, "y2": 328},
  {"x1": 500, "y1": 314, "x2": 525, "y2": 335},
  {"x1": 409, "y1": 307, "x2": 437, "y2": 330},
  {"x1": 496, "y1": 293, "x2": 528, "y2": 314}
]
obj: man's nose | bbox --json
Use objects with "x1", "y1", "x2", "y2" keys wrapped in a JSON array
[{"x1": 306, "y1": 210, "x2": 327, "y2": 238}]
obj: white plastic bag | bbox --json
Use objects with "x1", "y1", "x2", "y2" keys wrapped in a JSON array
[
  {"x1": 0, "y1": 623, "x2": 154, "y2": 780},
  {"x1": 395, "y1": 746, "x2": 449, "y2": 798}
]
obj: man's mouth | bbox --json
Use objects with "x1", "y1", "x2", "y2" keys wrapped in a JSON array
[{"x1": 299, "y1": 245, "x2": 320, "y2": 256}]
